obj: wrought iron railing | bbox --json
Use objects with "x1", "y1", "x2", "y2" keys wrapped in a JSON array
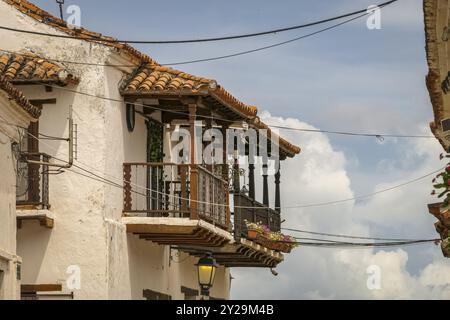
[
  {"x1": 16, "y1": 153, "x2": 50, "y2": 210},
  {"x1": 233, "y1": 192, "x2": 281, "y2": 240},
  {"x1": 123, "y1": 163, "x2": 230, "y2": 230}
]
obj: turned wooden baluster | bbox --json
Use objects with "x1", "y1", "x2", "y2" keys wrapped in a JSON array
[{"x1": 123, "y1": 164, "x2": 132, "y2": 212}]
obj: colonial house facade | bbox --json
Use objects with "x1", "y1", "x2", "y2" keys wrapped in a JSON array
[
  {"x1": 424, "y1": 0, "x2": 450, "y2": 258},
  {"x1": 0, "y1": 0, "x2": 300, "y2": 300},
  {"x1": 425, "y1": 0, "x2": 450, "y2": 151},
  {"x1": 0, "y1": 77, "x2": 39, "y2": 299}
]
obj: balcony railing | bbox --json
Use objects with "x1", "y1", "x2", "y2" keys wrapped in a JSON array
[
  {"x1": 16, "y1": 153, "x2": 50, "y2": 210},
  {"x1": 123, "y1": 163, "x2": 230, "y2": 230},
  {"x1": 233, "y1": 193, "x2": 281, "y2": 240}
]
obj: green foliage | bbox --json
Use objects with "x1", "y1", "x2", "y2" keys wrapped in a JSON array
[{"x1": 431, "y1": 161, "x2": 450, "y2": 207}]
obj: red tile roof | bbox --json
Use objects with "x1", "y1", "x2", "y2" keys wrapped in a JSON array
[
  {"x1": 0, "y1": 76, "x2": 41, "y2": 118},
  {"x1": 4, "y1": 0, "x2": 156, "y2": 65},
  {"x1": 121, "y1": 64, "x2": 258, "y2": 118},
  {"x1": 252, "y1": 117, "x2": 301, "y2": 157},
  {"x1": 424, "y1": 0, "x2": 448, "y2": 151},
  {"x1": 3, "y1": 0, "x2": 300, "y2": 156},
  {"x1": 0, "y1": 52, "x2": 79, "y2": 85}
]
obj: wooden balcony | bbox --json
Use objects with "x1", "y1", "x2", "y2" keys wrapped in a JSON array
[
  {"x1": 174, "y1": 194, "x2": 285, "y2": 268},
  {"x1": 428, "y1": 203, "x2": 450, "y2": 258},
  {"x1": 178, "y1": 238, "x2": 284, "y2": 268},
  {"x1": 16, "y1": 153, "x2": 53, "y2": 229},
  {"x1": 233, "y1": 192, "x2": 281, "y2": 239},
  {"x1": 16, "y1": 153, "x2": 50, "y2": 210},
  {"x1": 123, "y1": 163, "x2": 232, "y2": 247}
]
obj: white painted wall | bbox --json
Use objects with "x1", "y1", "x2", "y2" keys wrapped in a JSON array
[
  {"x1": 0, "y1": 91, "x2": 34, "y2": 300},
  {"x1": 0, "y1": 0, "x2": 230, "y2": 300},
  {"x1": 0, "y1": 135, "x2": 20, "y2": 300}
]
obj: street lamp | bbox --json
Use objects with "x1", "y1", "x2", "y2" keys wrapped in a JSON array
[{"x1": 196, "y1": 253, "x2": 218, "y2": 297}]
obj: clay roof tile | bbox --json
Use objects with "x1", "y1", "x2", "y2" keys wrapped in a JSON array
[
  {"x1": 0, "y1": 52, "x2": 79, "y2": 85},
  {"x1": 0, "y1": 76, "x2": 41, "y2": 118}
]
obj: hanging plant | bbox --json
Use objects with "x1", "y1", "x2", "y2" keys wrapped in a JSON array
[
  {"x1": 431, "y1": 154, "x2": 450, "y2": 207},
  {"x1": 244, "y1": 221, "x2": 299, "y2": 252}
]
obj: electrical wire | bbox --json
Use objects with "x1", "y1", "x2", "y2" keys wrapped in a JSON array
[
  {"x1": 16, "y1": 82, "x2": 435, "y2": 141},
  {"x1": 17, "y1": 133, "x2": 444, "y2": 249},
  {"x1": 283, "y1": 236, "x2": 433, "y2": 244},
  {"x1": 272, "y1": 238, "x2": 440, "y2": 246},
  {"x1": 282, "y1": 227, "x2": 423, "y2": 242},
  {"x1": 0, "y1": 1, "x2": 397, "y2": 66},
  {"x1": 0, "y1": 117, "x2": 444, "y2": 211},
  {"x1": 269, "y1": 125, "x2": 434, "y2": 139},
  {"x1": 2, "y1": 119, "x2": 443, "y2": 248},
  {"x1": 282, "y1": 167, "x2": 445, "y2": 210},
  {"x1": 0, "y1": 74, "x2": 434, "y2": 140},
  {"x1": 0, "y1": 11, "x2": 379, "y2": 67},
  {"x1": 161, "y1": 13, "x2": 368, "y2": 66},
  {"x1": 278, "y1": 239, "x2": 440, "y2": 249},
  {"x1": 0, "y1": 12, "x2": 375, "y2": 67},
  {"x1": 0, "y1": 0, "x2": 399, "y2": 44}
]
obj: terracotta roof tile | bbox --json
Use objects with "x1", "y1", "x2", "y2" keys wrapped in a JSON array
[
  {"x1": 120, "y1": 64, "x2": 300, "y2": 155},
  {"x1": 0, "y1": 52, "x2": 79, "y2": 85},
  {"x1": 121, "y1": 64, "x2": 258, "y2": 118},
  {"x1": 424, "y1": 0, "x2": 448, "y2": 150},
  {"x1": 4, "y1": 0, "x2": 300, "y2": 156},
  {"x1": 3, "y1": 0, "x2": 157, "y2": 66},
  {"x1": 251, "y1": 117, "x2": 301, "y2": 157},
  {"x1": 0, "y1": 76, "x2": 41, "y2": 118}
]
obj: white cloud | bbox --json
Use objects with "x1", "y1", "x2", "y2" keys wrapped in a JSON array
[{"x1": 231, "y1": 112, "x2": 450, "y2": 300}]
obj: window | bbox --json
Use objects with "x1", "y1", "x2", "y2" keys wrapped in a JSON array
[
  {"x1": 143, "y1": 289, "x2": 171, "y2": 300},
  {"x1": 21, "y1": 284, "x2": 64, "y2": 300},
  {"x1": 181, "y1": 286, "x2": 198, "y2": 301}
]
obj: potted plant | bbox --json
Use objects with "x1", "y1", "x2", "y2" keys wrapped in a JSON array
[{"x1": 245, "y1": 221, "x2": 264, "y2": 240}]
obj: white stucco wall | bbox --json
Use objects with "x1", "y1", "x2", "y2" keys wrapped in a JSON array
[
  {"x1": 0, "y1": 135, "x2": 20, "y2": 300},
  {"x1": 0, "y1": 91, "x2": 34, "y2": 300},
  {"x1": 1, "y1": 1, "x2": 230, "y2": 300}
]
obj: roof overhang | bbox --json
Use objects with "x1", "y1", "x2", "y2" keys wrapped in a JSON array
[{"x1": 424, "y1": 0, "x2": 450, "y2": 151}]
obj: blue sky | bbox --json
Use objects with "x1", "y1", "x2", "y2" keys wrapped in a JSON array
[
  {"x1": 32, "y1": 0, "x2": 431, "y2": 192},
  {"x1": 28, "y1": 0, "x2": 450, "y2": 299}
]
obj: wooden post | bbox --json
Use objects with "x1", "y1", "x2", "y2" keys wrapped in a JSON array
[
  {"x1": 221, "y1": 124, "x2": 231, "y2": 230},
  {"x1": 221, "y1": 125, "x2": 229, "y2": 181},
  {"x1": 262, "y1": 159, "x2": 269, "y2": 207},
  {"x1": 189, "y1": 104, "x2": 199, "y2": 220},
  {"x1": 27, "y1": 121, "x2": 40, "y2": 204},
  {"x1": 225, "y1": 181, "x2": 231, "y2": 231},
  {"x1": 233, "y1": 138, "x2": 240, "y2": 194},
  {"x1": 180, "y1": 166, "x2": 188, "y2": 213},
  {"x1": 249, "y1": 163, "x2": 255, "y2": 200},
  {"x1": 123, "y1": 164, "x2": 132, "y2": 212},
  {"x1": 275, "y1": 164, "x2": 281, "y2": 213},
  {"x1": 205, "y1": 116, "x2": 213, "y2": 172}
]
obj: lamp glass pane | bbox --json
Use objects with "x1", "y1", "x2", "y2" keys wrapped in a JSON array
[
  {"x1": 210, "y1": 266, "x2": 217, "y2": 285},
  {"x1": 198, "y1": 265, "x2": 214, "y2": 286}
]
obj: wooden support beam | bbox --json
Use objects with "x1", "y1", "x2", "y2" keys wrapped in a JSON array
[
  {"x1": 40, "y1": 217, "x2": 54, "y2": 229},
  {"x1": 30, "y1": 98, "x2": 57, "y2": 105},
  {"x1": 21, "y1": 284, "x2": 62, "y2": 293},
  {"x1": 248, "y1": 163, "x2": 255, "y2": 200},
  {"x1": 189, "y1": 104, "x2": 199, "y2": 220},
  {"x1": 275, "y1": 164, "x2": 281, "y2": 213},
  {"x1": 262, "y1": 161, "x2": 269, "y2": 207}
]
